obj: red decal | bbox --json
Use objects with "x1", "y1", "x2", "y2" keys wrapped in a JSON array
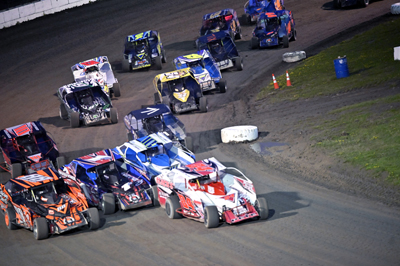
[{"x1": 13, "y1": 124, "x2": 30, "y2": 136}]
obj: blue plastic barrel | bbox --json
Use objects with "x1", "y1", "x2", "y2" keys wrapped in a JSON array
[{"x1": 334, "y1": 56, "x2": 349, "y2": 79}]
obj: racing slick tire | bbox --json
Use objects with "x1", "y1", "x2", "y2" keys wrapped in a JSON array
[
  {"x1": 11, "y1": 163, "x2": 22, "y2": 178},
  {"x1": 122, "y1": 59, "x2": 131, "y2": 72},
  {"x1": 0, "y1": 152, "x2": 5, "y2": 172},
  {"x1": 333, "y1": 0, "x2": 341, "y2": 8},
  {"x1": 359, "y1": 0, "x2": 369, "y2": 7},
  {"x1": 218, "y1": 80, "x2": 227, "y2": 93},
  {"x1": 162, "y1": 96, "x2": 170, "y2": 107},
  {"x1": 33, "y1": 217, "x2": 49, "y2": 240},
  {"x1": 101, "y1": 193, "x2": 116, "y2": 215},
  {"x1": 221, "y1": 125, "x2": 258, "y2": 143},
  {"x1": 162, "y1": 49, "x2": 167, "y2": 63},
  {"x1": 5, "y1": 207, "x2": 18, "y2": 230},
  {"x1": 235, "y1": 57, "x2": 243, "y2": 71},
  {"x1": 204, "y1": 205, "x2": 219, "y2": 228},
  {"x1": 59, "y1": 104, "x2": 68, "y2": 120},
  {"x1": 290, "y1": 25, "x2": 297, "y2": 41},
  {"x1": 110, "y1": 108, "x2": 118, "y2": 124},
  {"x1": 185, "y1": 136, "x2": 193, "y2": 151},
  {"x1": 112, "y1": 83, "x2": 121, "y2": 97},
  {"x1": 255, "y1": 197, "x2": 269, "y2": 220},
  {"x1": 70, "y1": 112, "x2": 80, "y2": 128},
  {"x1": 150, "y1": 186, "x2": 160, "y2": 207},
  {"x1": 251, "y1": 37, "x2": 259, "y2": 49},
  {"x1": 199, "y1": 97, "x2": 208, "y2": 113},
  {"x1": 235, "y1": 27, "x2": 242, "y2": 40},
  {"x1": 240, "y1": 14, "x2": 248, "y2": 25},
  {"x1": 282, "y1": 35, "x2": 289, "y2": 48},
  {"x1": 165, "y1": 195, "x2": 182, "y2": 219},
  {"x1": 154, "y1": 56, "x2": 162, "y2": 70},
  {"x1": 56, "y1": 156, "x2": 66, "y2": 169},
  {"x1": 88, "y1": 207, "x2": 100, "y2": 230},
  {"x1": 154, "y1": 92, "x2": 161, "y2": 104},
  {"x1": 127, "y1": 132, "x2": 134, "y2": 141}
]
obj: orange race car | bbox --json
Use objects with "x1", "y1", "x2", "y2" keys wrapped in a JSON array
[{"x1": 0, "y1": 167, "x2": 100, "y2": 240}]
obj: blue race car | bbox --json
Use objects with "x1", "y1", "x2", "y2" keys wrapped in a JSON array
[
  {"x1": 199, "y1": 9, "x2": 242, "y2": 41},
  {"x1": 173, "y1": 49, "x2": 226, "y2": 93},
  {"x1": 250, "y1": 10, "x2": 296, "y2": 49},
  {"x1": 0, "y1": 121, "x2": 65, "y2": 178},
  {"x1": 243, "y1": 0, "x2": 285, "y2": 25},
  {"x1": 196, "y1": 31, "x2": 243, "y2": 71},
  {"x1": 122, "y1": 30, "x2": 167, "y2": 71},
  {"x1": 334, "y1": 0, "x2": 370, "y2": 8},
  {"x1": 58, "y1": 149, "x2": 155, "y2": 214}
]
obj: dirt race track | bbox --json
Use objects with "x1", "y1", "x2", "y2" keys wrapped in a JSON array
[{"x1": 1, "y1": 0, "x2": 400, "y2": 265}]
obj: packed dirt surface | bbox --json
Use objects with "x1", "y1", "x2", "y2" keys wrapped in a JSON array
[{"x1": 1, "y1": 0, "x2": 400, "y2": 265}]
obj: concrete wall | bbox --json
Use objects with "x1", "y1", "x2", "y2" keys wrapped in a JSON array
[{"x1": 0, "y1": 0, "x2": 97, "y2": 29}]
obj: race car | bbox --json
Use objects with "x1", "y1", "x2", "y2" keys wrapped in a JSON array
[
  {"x1": 199, "y1": 9, "x2": 242, "y2": 40},
  {"x1": 242, "y1": 0, "x2": 285, "y2": 24},
  {"x1": 173, "y1": 49, "x2": 227, "y2": 93},
  {"x1": 71, "y1": 56, "x2": 121, "y2": 98},
  {"x1": 123, "y1": 104, "x2": 193, "y2": 150},
  {"x1": 57, "y1": 79, "x2": 118, "y2": 127},
  {"x1": 155, "y1": 157, "x2": 269, "y2": 228},
  {"x1": 0, "y1": 121, "x2": 65, "y2": 178},
  {"x1": 196, "y1": 31, "x2": 243, "y2": 71},
  {"x1": 153, "y1": 68, "x2": 208, "y2": 114},
  {"x1": 0, "y1": 168, "x2": 100, "y2": 240},
  {"x1": 58, "y1": 149, "x2": 155, "y2": 215},
  {"x1": 334, "y1": 0, "x2": 370, "y2": 8},
  {"x1": 122, "y1": 30, "x2": 166, "y2": 71},
  {"x1": 112, "y1": 132, "x2": 195, "y2": 185},
  {"x1": 251, "y1": 10, "x2": 296, "y2": 49}
]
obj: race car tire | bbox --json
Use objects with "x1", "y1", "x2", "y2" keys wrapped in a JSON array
[
  {"x1": 235, "y1": 57, "x2": 243, "y2": 71},
  {"x1": 218, "y1": 80, "x2": 227, "y2": 93},
  {"x1": 333, "y1": 0, "x2": 342, "y2": 8},
  {"x1": 110, "y1": 108, "x2": 118, "y2": 124},
  {"x1": 290, "y1": 25, "x2": 297, "y2": 41},
  {"x1": 199, "y1": 97, "x2": 208, "y2": 113},
  {"x1": 359, "y1": 0, "x2": 369, "y2": 7},
  {"x1": 11, "y1": 163, "x2": 22, "y2": 178},
  {"x1": 162, "y1": 49, "x2": 167, "y2": 63},
  {"x1": 240, "y1": 14, "x2": 248, "y2": 25},
  {"x1": 112, "y1": 83, "x2": 121, "y2": 97},
  {"x1": 204, "y1": 205, "x2": 219, "y2": 228},
  {"x1": 165, "y1": 195, "x2": 182, "y2": 219},
  {"x1": 255, "y1": 197, "x2": 269, "y2": 220},
  {"x1": 282, "y1": 35, "x2": 289, "y2": 48},
  {"x1": 70, "y1": 112, "x2": 80, "y2": 128},
  {"x1": 162, "y1": 96, "x2": 170, "y2": 107},
  {"x1": 235, "y1": 28, "x2": 242, "y2": 40},
  {"x1": 150, "y1": 186, "x2": 160, "y2": 207},
  {"x1": 154, "y1": 56, "x2": 162, "y2": 70},
  {"x1": 127, "y1": 132, "x2": 134, "y2": 141},
  {"x1": 154, "y1": 92, "x2": 161, "y2": 104},
  {"x1": 59, "y1": 104, "x2": 68, "y2": 120},
  {"x1": 251, "y1": 37, "x2": 259, "y2": 49},
  {"x1": 33, "y1": 217, "x2": 49, "y2": 240},
  {"x1": 221, "y1": 125, "x2": 258, "y2": 143},
  {"x1": 101, "y1": 193, "x2": 116, "y2": 215},
  {"x1": 122, "y1": 59, "x2": 130, "y2": 72},
  {"x1": 88, "y1": 207, "x2": 100, "y2": 230},
  {"x1": 229, "y1": 31, "x2": 235, "y2": 41},
  {"x1": 0, "y1": 152, "x2": 5, "y2": 172},
  {"x1": 56, "y1": 156, "x2": 66, "y2": 169},
  {"x1": 391, "y1": 3, "x2": 400, "y2": 14},
  {"x1": 5, "y1": 207, "x2": 18, "y2": 230},
  {"x1": 185, "y1": 136, "x2": 193, "y2": 151}
]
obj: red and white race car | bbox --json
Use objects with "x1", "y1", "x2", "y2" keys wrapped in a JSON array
[{"x1": 155, "y1": 157, "x2": 269, "y2": 228}]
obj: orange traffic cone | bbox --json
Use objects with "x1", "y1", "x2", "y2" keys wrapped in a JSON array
[
  {"x1": 286, "y1": 71, "x2": 292, "y2": 86},
  {"x1": 272, "y1": 74, "x2": 279, "y2": 89}
]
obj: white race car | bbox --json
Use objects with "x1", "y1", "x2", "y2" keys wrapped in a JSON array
[
  {"x1": 71, "y1": 56, "x2": 121, "y2": 98},
  {"x1": 155, "y1": 157, "x2": 269, "y2": 228}
]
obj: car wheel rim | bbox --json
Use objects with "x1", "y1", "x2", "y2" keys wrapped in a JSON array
[
  {"x1": 33, "y1": 222, "x2": 37, "y2": 238},
  {"x1": 166, "y1": 203, "x2": 171, "y2": 216}
]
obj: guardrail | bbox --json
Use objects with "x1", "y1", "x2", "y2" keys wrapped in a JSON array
[{"x1": 0, "y1": 0, "x2": 97, "y2": 29}]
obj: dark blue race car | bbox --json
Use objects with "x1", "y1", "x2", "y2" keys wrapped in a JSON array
[
  {"x1": 334, "y1": 0, "x2": 370, "y2": 8},
  {"x1": 199, "y1": 8, "x2": 242, "y2": 41},
  {"x1": 243, "y1": 0, "x2": 285, "y2": 24}
]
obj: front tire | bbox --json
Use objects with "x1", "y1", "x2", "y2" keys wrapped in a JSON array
[
  {"x1": 122, "y1": 58, "x2": 130, "y2": 72},
  {"x1": 112, "y1": 83, "x2": 121, "y2": 97},
  {"x1": 154, "y1": 92, "x2": 161, "y2": 104},
  {"x1": 161, "y1": 49, "x2": 167, "y2": 63},
  {"x1": 70, "y1": 112, "x2": 80, "y2": 128},
  {"x1": 33, "y1": 217, "x2": 49, "y2": 240},
  {"x1": 235, "y1": 57, "x2": 243, "y2": 71},
  {"x1": 101, "y1": 193, "x2": 116, "y2": 215},
  {"x1": 255, "y1": 197, "x2": 269, "y2": 220},
  {"x1": 59, "y1": 104, "x2": 68, "y2": 120},
  {"x1": 150, "y1": 186, "x2": 160, "y2": 207},
  {"x1": 127, "y1": 132, "x2": 134, "y2": 141},
  {"x1": 199, "y1": 97, "x2": 208, "y2": 113},
  {"x1": 165, "y1": 195, "x2": 182, "y2": 219},
  {"x1": 88, "y1": 207, "x2": 100, "y2": 230},
  {"x1": 251, "y1": 37, "x2": 259, "y2": 49},
  {"x1": 5, "y1": 207, "x2": 17, "y2": 230},
  {"x1": 56, "y1": 156, "x2": 66, "y2": 169},
  {"x1": 218, "y1": 80, "x2": 227, "y2": 93},
  {"x1": 204, "y1": 205, "x2": 219, "y2": 228},
  {"x1": 282, "y1": 35, "x2": 289, "y2": 48}
]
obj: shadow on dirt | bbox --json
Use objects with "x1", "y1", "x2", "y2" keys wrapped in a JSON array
[{"x1": 164, "y1": 40, "x2": 198, "y2": 53}]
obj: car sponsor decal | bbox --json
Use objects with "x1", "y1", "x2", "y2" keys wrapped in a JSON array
[
  {"x1": 13, "y1": 124, "x2": 30, "y2": 136},
  {"x1": 141, "y1": 107, "x2": 159, "y2": 116}
]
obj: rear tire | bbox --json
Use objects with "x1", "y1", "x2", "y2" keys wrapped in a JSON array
[
  {"x1": 162, "y1": 96, "x2": 170, "y2": 107},
  {"x1": 110, "y1": 108, "x2": 118, "y2": 124},
  {"x1": 70, "y1": 112, "x2": 80, "y2": 128},
  {"x1": 122, "y1": 58, "x2": 130, "y2": 72},
  {"x1": 282, "y1": 35, "x2": 289, "y2": 48},
  {"x1": 235, "y1": 57, "x2": 243, "y2": 71},
  {"x1": 161, "y1": 49, "x2": 167, "y2": 63},
  {"x1": 59, "y1": 104, "x2": 68, "y2": 120},
  {"x1": 5, "y1": 207, "x2": 17, "y2": 230},
  {"x1": 204, "y1": 205, "x2": 219, "y2": 228},
  {"x1": 255, "y1": 197, "x2": 269, "y2": 220},
  {"x1": 151, "y1": 186, "x2": 160, "y2": 207},
  {"x1": 112, "y1": 83, "x2": 121, "y2": 97},
  {"x1": 11, "y1": 163, "x2": 22, "y2": 178},
  {"x1": 334, "y1": 0, "x2": 341, "y2": 8},
  {"x1": 154, "y1": 56, "x2": 162, "y2": 70},
  {"x1": 165, "y1": 195, "x2": 182, "y2": 219},
  {"x1": 154, "y1": 92, "x2": 161, "y2": 104},
  {"x1": 56, "y1": 156, "x2": 66, "y2": 169},
  {"x1": 101, "y1": 193, "x2": 116, "y2": 215},
  {"x1": 88, "y1": 207, "x2": 100, "y2": 230},
  {"x1": 33, "y1": 217, "x2": 48, "y2": 240},
  {"x1": 199, "y1": 97, "x2": 208, "y2": 113},
  {"x1": 127, "y1": 132, "x2": 134, "y2": 141},
  {"x1": 218, "y1": 80, "x2": 227, "y2": 93},
  {"x1": 251, "y1": 37, "x2": 259, "y2": 49}
]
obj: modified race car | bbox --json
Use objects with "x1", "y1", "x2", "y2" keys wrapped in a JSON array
[
  {"x1": 112, "y1": 132, "x2": 195, "y2": 185},
  {"x1": 0, "y1": 168, "x2": 100, "y2": 240},
  {"x1": 251, "y1": 10, "x2": 296, "y2": 49},
  {"x1": 153, "y1": 68, "x2": 208, "y2": 114},
  {"x1": 173, "y1": 49, "x2": 227, "y2": 94},
  {"x1": 199, "y1": 9, "x2": 242, "y2": 40},
  {"x1": 123, "y1": 104, "x2": 192, "y2": 150},
  {"x1": 243, "y1": 0, "x2": 285, "y2": 24},
  {"x1": 57, "y1": 79, "x2": 118, "y2": 128},
  {"x1": 334, "y1": 0, "x2": 370, "y2": 8},
  {"x1": 0, "y1": 121, "x2": 65, "y2": 178},
  {"x1": 58, "y1": 149, "x2": 155, "y2": 215},
  {"x1": 122, "y1": 30, "x2": 166, "y2": 71},
  {"x1": 155, "y1": 157, "x2": 269, "y2": 228},
  {"x1": 71, "y1": 56, "x2": 121, "y2": 98},
  {"x1": 196, "y1": 31, "x2": 243, "y2": 71}
]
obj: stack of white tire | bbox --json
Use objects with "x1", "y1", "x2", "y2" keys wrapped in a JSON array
[
  {"x1": 221, "y1": 125, "x2": 258, "y2": 143},
  {"x1": 392, "y1": 3, "x2": 400, "y2": 14}
]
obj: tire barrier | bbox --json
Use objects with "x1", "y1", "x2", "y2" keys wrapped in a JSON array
[{"x1": 221, "y1": 125, "x2": 258, "y2": 143}]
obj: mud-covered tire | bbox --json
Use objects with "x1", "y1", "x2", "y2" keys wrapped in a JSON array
[
  {"x1": 122, "y1": 58, "x2": 130, "y2": 72},
  {"x1": 5, "y1": 207, "x2": 17, "y2": 230},
  {"x1": 110, "y1": 108, "x2": 118, "y2": 124},
  {"x1": 235, "y1": 57, "x2": 243, "y2": 71},
  {"x1": 218, "y1": 80, "x2": 227, "y2": 93},
  {"x1": 150, "y1": 186, "x2": 160, "y2": 207},
  {"x1": 199, "y1": 97, "x2": 208, "y2": 113},
  {"x1": 204, "y1": 205, "x2": 219, "y2": 228},
  {"x1": 161, "y1": 49, "x2": 167, "y2": 63},
  {"x1": 154, "y1": 92, "x2": 161, "y2": 104},
  {"x1": 165, "y1": 195, "x2": 182, "y2": 219},
  {"x1": 56, "y1": 156, "x2": 66, "y2": 169},
  {"x1": 112, "y1": 83, "x2": 121, "y2": 97},
  {"x1": 255, "y1": 197, "x2": 269, "y2": 220},
  {"x1": 154, "y1": 56, "x2": 162, "y2": 70},
  {"x1": 101, "y1": 193, "x2": 116, "y2": 215},
  {"x1": 59, "y1": 104, "x2": 68, "y2": 120},
  {"x1": 33, "y1": 217, "x2": 48, "y2": 240},
  {"x1": 251, "y1": 37, "x2": 259, "y2": 49},
  {"x1": 11, "y1": 163, "x2": 22, "y2": 178},
  {"x1": 88, "y1": 207, "x2": 100, "y2": 230},
  {"x1": 185, "y1": 136, "x2": 193, "y2": 151},
  {"x1": 282, "y1": 35, "x2": 289, "y2": 48},
  {"x1": 70, "y1": 112, "x2": 80, "y2": 128}
]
